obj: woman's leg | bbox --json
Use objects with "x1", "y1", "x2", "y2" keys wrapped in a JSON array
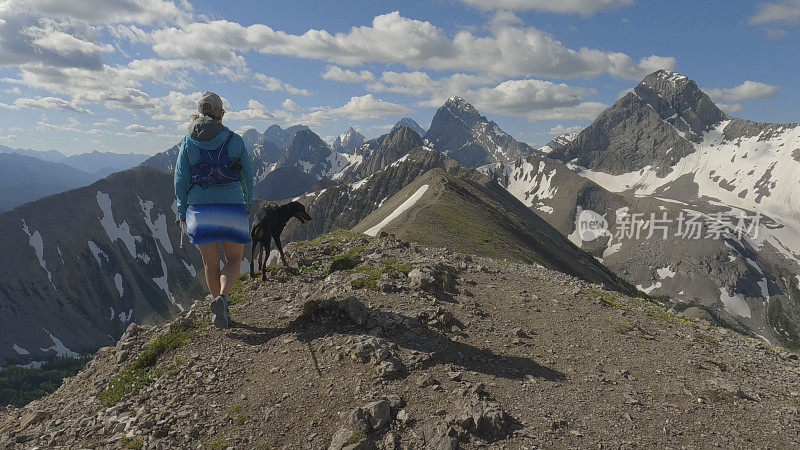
[
  {"x1": 198, "y1": 242, "x2": 222, "y2": 297},
  {"x1": 220, "y1": 241, "x2": 244, "y2": 296}
]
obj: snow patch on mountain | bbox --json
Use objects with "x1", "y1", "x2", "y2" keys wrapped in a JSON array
[
  {"x1": 13, "y1": 344, "x2": 29, "y2": 355},
  {"x1": 365, "y1": 184, "x2": 429, "y2": 237},
  {"x1": 40, "y1": 330, "x2": 78, "y2": 358},
  {"x1": 327, "y1": 151, "x2": 362, "y2": 180},
  {"x1": 183, "y1": 260, "x2": 197, "y2": 277},
  {"x1": 114, "y1": 273, "x2": 124, "y2": 296},
  {"x1": 719, "y1": 288, "x2": 752, "y2": 319},
  {"x1": 87, "y1": 241, "x2": 109, "y2": 267},
  {"x1": 97, "y1": 191, "x2": 141, "y2": 259},
  {"x1": 637, "y1": 281, "x2": 662, "y2": 294},
  {"x1": 21, "y1": 219, "x2": 52, "y2": 282},
  {"x1": 656, "y1": 266, "x2": 676, "y2": 279},
  {"x1": 139, "y1": 197, "x2": 173, "y2": 254},
  {"x1": 138, "y1": 196, "x2": 174, "y2": 304},
  {"x1": 119, "y1": 309, "x2": 133, "y2": 323}
]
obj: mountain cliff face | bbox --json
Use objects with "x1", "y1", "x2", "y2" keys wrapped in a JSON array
[
  {"x1": 2, "y1": 232, "x2": 799, "y2": 448},
  {"x1": 0, "y1": 167, "x2": 204, "y2": 367},
  {"x1": 548, "y1": 70, "x2": 728, "y2": 176},
  {"x1": 240, "y1": 128, "x2": 262, "y2": 153},
  {"x1": 332, "y1": 127, "x2": 366, "y2": 153},
  {"x1": 425, "y1": 97, "x2": 534, "y2": 168},
  {"x1": 350, "y1": 127, "x2": 424, "y2": 180},
  {"x1": 254, "y1": 129, "x2": 338, "y2": 201}
]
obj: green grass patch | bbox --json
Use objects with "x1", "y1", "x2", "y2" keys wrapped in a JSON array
[
  {"x1": 205, "y1": 438, "x2": 231, "y2": 450},
  {"x1": 351, "y1": 277, "x2": 377, "y2": 290},
  {"x1": 344, "y1": 429, "x2": 366, "y2": 446},
  {"x1": 327, "y1": 246, "x2": 365, "y2": 274},
  {"x1": 383, "y1": 257, "x2": 413, "y2": 275},
  {"x1": 97, "y1": 321, "x2": 198, "y2": 408},
  {"x1": 121, "y1": 436, "x2": 144, "y2": 449},
  {"x1": 228, "y1": 404, "x2": 250, "y2": 425},
  {"x1": 585, "y1": 288, "x2": 629, "y2": 309},
  {"x1": 694, "y1": 333, "x2": 718, "y2": 346},
  {"x1": 350, "y1": 257, "x2": 415, "y2": 290},
  {"x1": 0, "y1": 356, "x2": 91, "y2": 407},
  {"x1": 611, "y1": 321, "x2": 639, "y2": 334}
]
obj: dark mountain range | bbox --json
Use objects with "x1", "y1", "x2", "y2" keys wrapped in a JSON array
[
  {"x1": 0, "y1": 153, "x2": 97, "y2": 212},
  {"x1": 0, "y1": 145, "x2": 66, "y2": 163},
  {"x1": 62, "y1": 151, "x2": 149, "y2": 177},
  {"x1": 0, "y1": 167, "x2": 203, "y2": 366}
]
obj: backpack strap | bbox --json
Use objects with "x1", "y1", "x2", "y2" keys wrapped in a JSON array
[{"x1": 188, "y1": 131, "x2": 237, "y2": 193}]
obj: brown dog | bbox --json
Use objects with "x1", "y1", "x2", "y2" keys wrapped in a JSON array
[{"x1": 249, "y1": 201, "x2": 311, "y2": 280}]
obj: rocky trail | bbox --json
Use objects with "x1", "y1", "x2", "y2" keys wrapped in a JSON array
[{"x1": 2, "y1": 230, "x2": 800, "y2": 449}]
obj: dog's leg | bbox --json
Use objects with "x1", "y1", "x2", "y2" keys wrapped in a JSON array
[
  {"x1": 261, "y1": 239, "x2": 270, "y2": 281},
  {"x1": 250, "y1": 240, "x2": 257, "y2": 279},
  {"x1": 257, "y1": 242, "x2": 264, "y2": 279},
  {"x1": 274, "y1": 234, "x2": 289, "y2": 267}
]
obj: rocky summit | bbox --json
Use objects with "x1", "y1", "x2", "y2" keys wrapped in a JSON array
[{"x1": 2, "y1": 231, "x2": 799, "y2": 449}]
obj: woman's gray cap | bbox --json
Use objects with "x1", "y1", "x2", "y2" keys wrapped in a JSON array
[{"x1": 198, "y1": 91, "x2": 224, "y2": 117}]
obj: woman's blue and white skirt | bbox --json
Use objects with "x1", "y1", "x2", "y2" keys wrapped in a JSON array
[{"x1": 186, "y1": 203, "x2": 250, "y2": 245}]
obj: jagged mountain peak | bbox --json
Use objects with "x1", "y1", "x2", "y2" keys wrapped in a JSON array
[
  {"x1": 240, "y1": 128, "x2": 262, "y2": 152},
  {"x1": 392, "y1": 118, "x2": 426, "y2": 137},
  {"x1": 426, "y1": 97, "x2": 532, "y2": 168},
  {"x1": 384, "y1": 125, "x2": 422, "y2": 146},
  {"x1": 634, "y1": 70, "x2": 728, "y2": 138},
  {"x1": 241, "y1": 127, "x2": 261, "y2": 139},
  {"x1": 263, "y1": 124, "x2": 311, "y2": 149},
  {"x1": 443, "y1": 96, "x2": 482, "y2": 120},
  {"x1": 289, "y1": 128, "x2": 328, "y2": 148},
  {"x1": 332, "y1": 127, "x2": 366, "y2": 153}
]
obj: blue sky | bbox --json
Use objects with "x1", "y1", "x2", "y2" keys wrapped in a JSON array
[{"x1": 0, "y1": 0, "x2": 798, "y2": 156}]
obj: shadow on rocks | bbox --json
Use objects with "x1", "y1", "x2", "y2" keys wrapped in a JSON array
[{"x1": 227, "y1": 297, "x2": 566, "y2": 383}]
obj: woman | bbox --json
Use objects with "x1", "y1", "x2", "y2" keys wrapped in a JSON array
[{"x1": 174, "y1": 91, "x2": 254, "y2": 328}]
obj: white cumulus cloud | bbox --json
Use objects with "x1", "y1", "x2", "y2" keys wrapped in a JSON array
[
  {"x1": 151, "y1": 11, "x2": 675, "y2": 80},
  {"x1": 706, "y1": 80, "x2": 779, "y2": 102},
  {"x1": 322, "y1": 66, "x2": 376, "y2": 83},
  {"x1": 750, "y1": 0, "x2": 800, "y2": 24},
  {"x1": 0, "y1": 96, "x2": 92, "y2": 113}
]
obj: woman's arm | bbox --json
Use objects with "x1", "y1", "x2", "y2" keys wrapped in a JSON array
[
  {"x1": 237, "y1": 134, "x2": 255, "y2": 212},
  {"x1": 174, "y1": 137, "x2": 190, "y2": 220}
]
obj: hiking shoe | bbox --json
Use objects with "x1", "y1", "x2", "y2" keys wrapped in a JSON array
[{"x1": 210, "y1": 295, "x2": 229, "y2": 329}]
